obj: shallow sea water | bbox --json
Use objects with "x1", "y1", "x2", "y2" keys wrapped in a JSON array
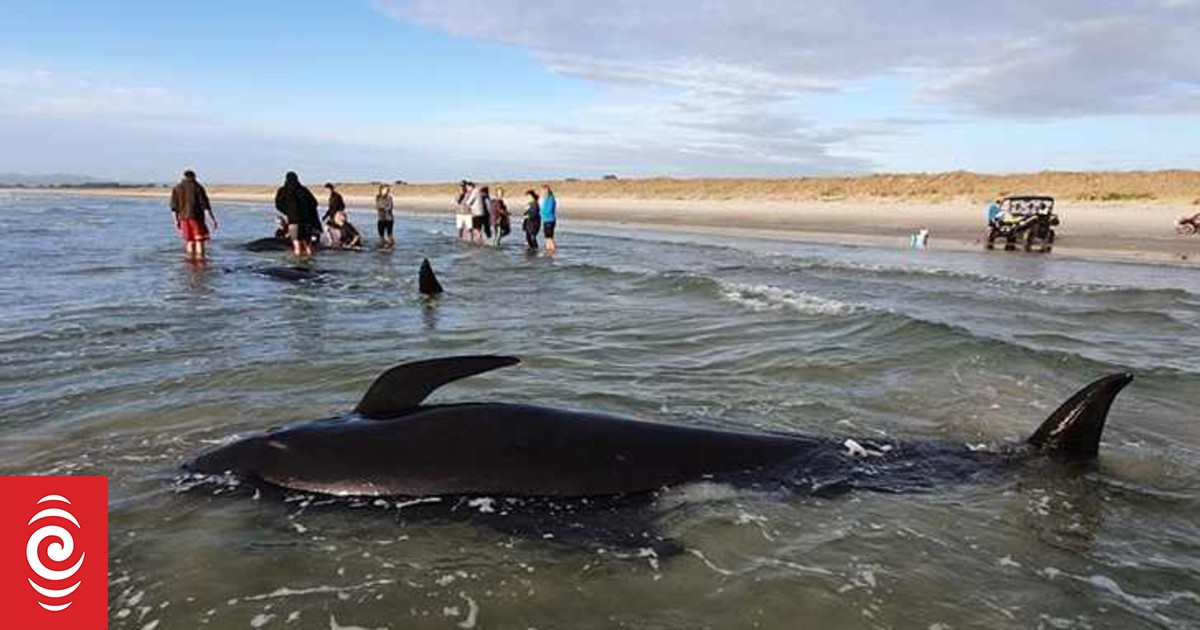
[{"x1": 1, "y1": 193, "x2": 1199, "y2": 629}]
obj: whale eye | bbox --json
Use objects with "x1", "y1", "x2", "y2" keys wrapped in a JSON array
[{"x1": 267, "y1": 440, "x2": 289, "y2": 450}]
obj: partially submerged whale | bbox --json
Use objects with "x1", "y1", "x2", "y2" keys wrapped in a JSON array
[
  {"x1": 186, "y1": 357, "x2": 1133, "y2": 500},
  {"x1": 253, "y1": 265, "x2": 337, "y2": 284},
  {"x1": 419, "y1": 258, "x2": 443, "y2": 297},
  {"x1": 242, "y1": 237, "x2": 292, "y2": 252}
]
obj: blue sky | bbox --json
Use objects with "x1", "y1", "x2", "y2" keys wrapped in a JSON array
[{"x1": 1, "y1": 0, "x2": 1197, "y2": 182}]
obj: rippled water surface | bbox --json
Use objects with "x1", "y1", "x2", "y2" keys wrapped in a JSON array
[{"x1": 2, "y1": 193, "x2": 1199, "y2": 629}]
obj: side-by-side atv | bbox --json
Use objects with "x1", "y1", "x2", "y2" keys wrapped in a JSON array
[{"x1": 986, "y1": 195, "x2": 1060, "y2": 253}]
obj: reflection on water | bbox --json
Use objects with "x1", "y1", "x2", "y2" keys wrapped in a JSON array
[
  {"x1": 421, "y1": 300, "x2": 441, "y2": 331},
  {"x1": 177, "y1": 260, "x2": 214, "y2": 295},
  {"x1": 1, "y1": 194, "x2": 1200, "y2": 628}
]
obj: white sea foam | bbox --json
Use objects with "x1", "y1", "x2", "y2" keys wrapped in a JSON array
[
  {"x1": 718, "y1": 280, "x2": 857, "y2": 316},
  {"x1": 329, "y1": 614, "x2": 389, "y2": 630},
  {"x1": 656, "y1": 481, "x2": 741, "y2": 510}
]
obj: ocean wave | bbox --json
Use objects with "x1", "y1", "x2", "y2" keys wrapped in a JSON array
[
  {"x1": 717, "y1": 281, "x2": 859, "y2": 316},
  {"x1": 765, "y1": 256, "x2": 1200, "y2": 300}
]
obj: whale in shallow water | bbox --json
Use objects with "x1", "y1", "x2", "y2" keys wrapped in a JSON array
[
  {"x1": 419, "y1": 258, "x2": 443, "y2": 297},
  {"x1": 185, "y1": 356, "x2": 1133, "y2": 500},
  {"x1": 242, "y1": 237, "x2": 292, "y2": 252},
  {"x1": 252, "y1": 265, "x2": 338, "y2": 284}
]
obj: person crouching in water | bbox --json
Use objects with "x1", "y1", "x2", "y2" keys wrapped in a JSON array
[
  {"x1": 522, "y1": 189, "x2": 541, "y2": 251},
  {"x1": 275, "y1": 171, "x2": 319, "y2": 257},
  {"x1": 540, "y1": 184, "x2": 558, "y2": 253},
  {"x1": 489, "y1": 187, "x2": 511, "y2": 246},
  {"x1": 170, "y1": 169, "x2": 219, "y2": 261},
  {"x1": 274, "y1": 215, "x2": 289, "y2": 240},
  {"x1": 375, "y1": 184, "x2": 395, "y2": 249},
  {"x1": 328, "y1": 210, "x2": 363, "y2": 249}
]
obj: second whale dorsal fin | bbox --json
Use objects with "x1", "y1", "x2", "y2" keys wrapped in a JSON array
[{"x1": 354, "y1": 355, "x2": 520, "y2": 419}]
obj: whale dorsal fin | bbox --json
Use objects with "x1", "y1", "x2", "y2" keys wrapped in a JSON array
[
  {"x1": 354, "y1": 356, "x2": 520, "y2": 419},
  {"x1": 419, "y1": 259, "x2": 443, "y2": 296},
  {"x1": 1027, "y1": 373, "x2": 1133, "y2": 460}
]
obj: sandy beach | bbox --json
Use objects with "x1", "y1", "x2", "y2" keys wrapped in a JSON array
[{"x1": 18, "y1": 180, "x2": 1200, "y2": 266}]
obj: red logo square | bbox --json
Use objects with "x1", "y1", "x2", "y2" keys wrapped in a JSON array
[{"x1": 0, "y1": 476, "x2": 108, "y2": 630}]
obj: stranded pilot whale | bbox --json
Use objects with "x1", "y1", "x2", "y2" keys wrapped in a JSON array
[
  {"x1": 419, "y1": 258, "x2": 443, "y2": 297},
  {"x1": 185, "y1": 356, "x2": 1133, "y2": 500}
]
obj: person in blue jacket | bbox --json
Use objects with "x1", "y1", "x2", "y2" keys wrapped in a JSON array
[
  {"x1": 540, "y1": 184, "x2": 558, "y2": 253},
  {"x1": 985, "y1": 195, "x2": 1006, "y2": 226}
]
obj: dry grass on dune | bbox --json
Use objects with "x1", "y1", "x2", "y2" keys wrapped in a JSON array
[
  {"x1": 51, "y1": 170, "x2": 1200, "y2": 205},
  {"x1": 288, "y1": 170, "x2": 1200, "y2": 204}
]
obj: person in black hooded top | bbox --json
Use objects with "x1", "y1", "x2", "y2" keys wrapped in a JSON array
[{"x1": 275, "y1": 171, "x2": 320, "y2": 257}]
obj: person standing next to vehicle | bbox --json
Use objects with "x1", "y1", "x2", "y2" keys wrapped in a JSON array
[
  {"x1": 986, "y1": 195, "x2": 1005, "y2": 226},
  {"x1": 170, "y1": 169, "x2": 218, "y2": 261},
  {"x1": 275, "y1": 171, "x2": 320, "y2": 257},
  {"x1": 522, "y1": 189, "x2": 541, "y2": 251},
  {"x1": 375, "y1": 184, "x2": 395, "y2": 249},
  {"x1": 539, "y1": 184, "x2": 558, "y2": 254}
]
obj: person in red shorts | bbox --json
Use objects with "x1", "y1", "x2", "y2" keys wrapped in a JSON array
[{"x1": 170, "y1": 170, "x2": 219, "y2": 260}]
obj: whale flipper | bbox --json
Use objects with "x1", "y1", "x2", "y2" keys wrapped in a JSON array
[
  {"x1": 419, "y1": 259, "x2": 443, "y2": 296},
  {"x1": 1027, "y1": 373, "x2": 1133, "y2": 459},
  {"x1": 355, "y1": 356, "x2": 520, "y2": 419}
]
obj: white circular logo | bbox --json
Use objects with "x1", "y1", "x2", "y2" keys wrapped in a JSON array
[{"x1": 26, "y1": 494, "x2": 85, "y2": 612}]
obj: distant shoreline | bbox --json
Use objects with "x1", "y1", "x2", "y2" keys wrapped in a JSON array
[
  {"x1": 7, "y1": 169, "x2": 1200, "y2": 204},
  {"x1": 6, "y1": 183, "x2": 1199, "y2": 267}
]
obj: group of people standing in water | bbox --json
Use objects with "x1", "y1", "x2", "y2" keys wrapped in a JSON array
[
  {"x1": 455, "y1": 180, "x2": 558, "y2": 253},
  {"x1": 273, "y1": 172, "x2": 379, "y2": 257},
  {"x1": 170, "y1": 169, "x2": 560, "y2": 260}
]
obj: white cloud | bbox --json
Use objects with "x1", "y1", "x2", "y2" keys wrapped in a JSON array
[
  {"x1": 386, "y1": 0, "x2": 1200, "y2": 116},
  {"x1": 0, "y1": 68, "x2": 195, "y2": 127},
  {"x1": 376, "y1": 0, "x2": 1200, "y2": 174}
]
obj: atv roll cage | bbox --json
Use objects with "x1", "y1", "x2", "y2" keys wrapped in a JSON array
[{"x1": 986, "y1": 195, "x2": 1060, "y2": 253}]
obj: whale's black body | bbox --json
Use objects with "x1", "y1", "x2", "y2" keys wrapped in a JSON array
[
  {"x1": 252, "y1": 265, "x2": 338, "y2": 284},
  {"x1": 419, "y1": 259, "x2": 443, "y2": 297},
  {"x1": 243, "y1": 237, "x2": 339, "y2": 253},
  {"x1": 243, "y1": 237, "x2": 293, "y2": 252},
  {"x1": 186, "y1": 356, "x2": 1133, "y2": 500}
]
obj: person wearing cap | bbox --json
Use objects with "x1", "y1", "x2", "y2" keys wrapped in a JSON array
[{"x1": 170, "y1": 169, "x2": 218, "y2": 261}]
